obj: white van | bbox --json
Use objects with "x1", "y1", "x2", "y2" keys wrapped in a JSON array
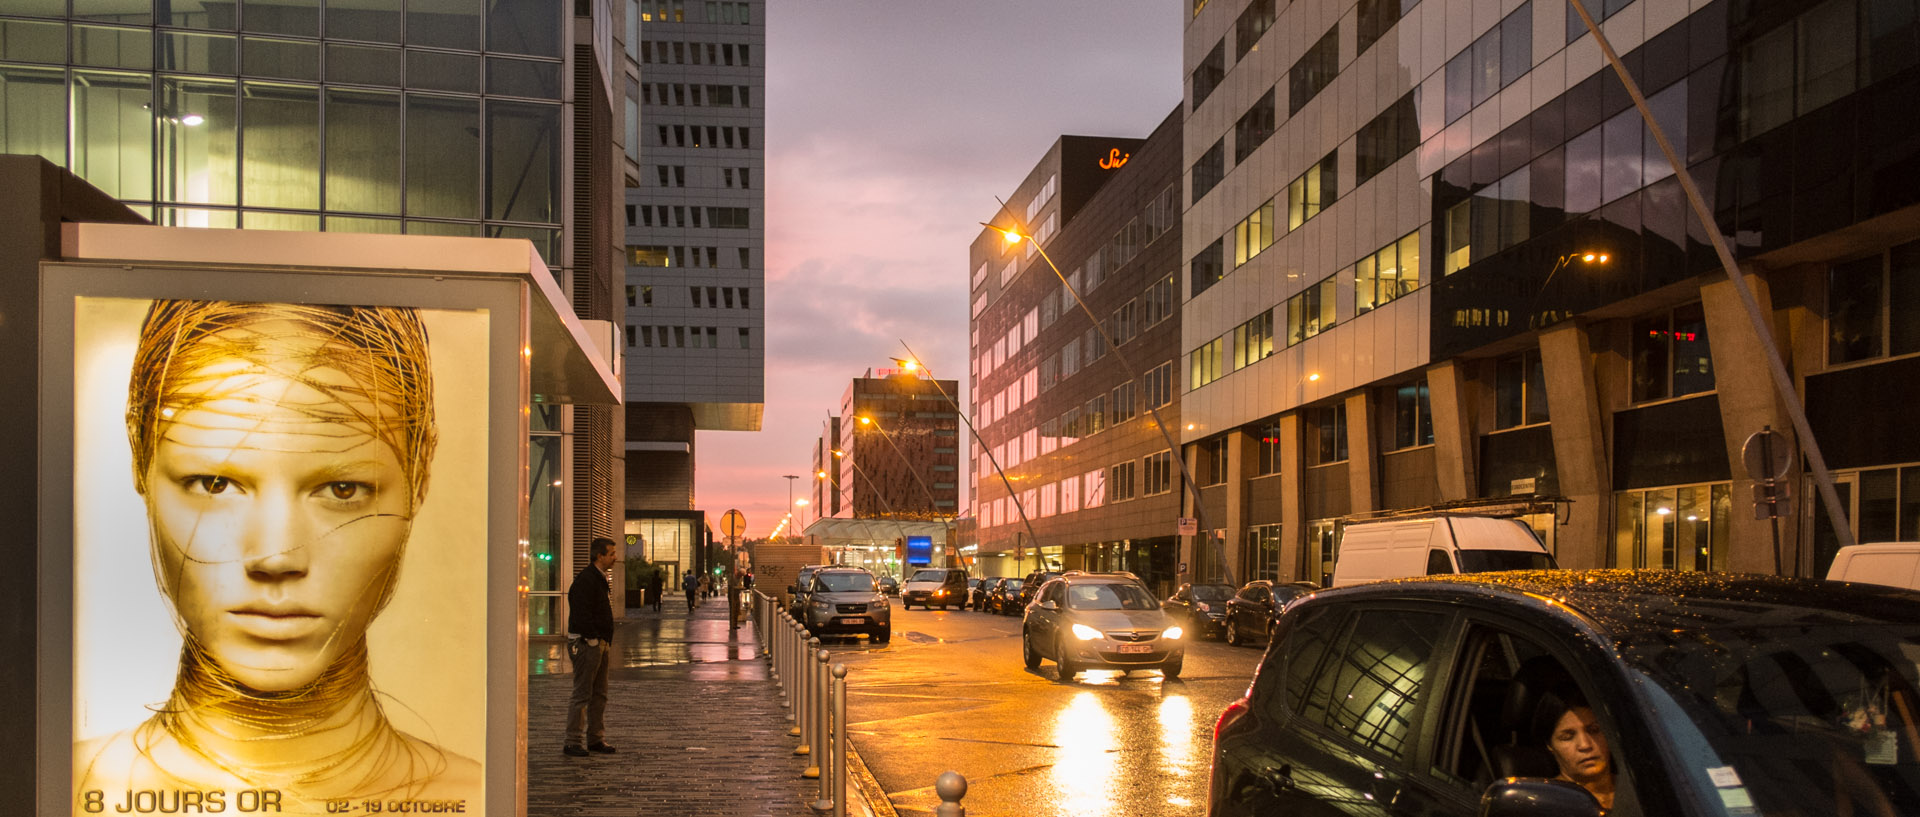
[
  {"x1": 1825, "y1": 543, "x2": 1920, "y2": 590},
  {"x1": 1331, "y1": 515, "x2": 1555, "y2": 587}
]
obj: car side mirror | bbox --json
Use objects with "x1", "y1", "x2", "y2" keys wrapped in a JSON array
[
  {"x1": 1039, "y1": 600, "x2": 1058, "y2": 611},
  {"x1": 788, "y1": 584, "x2": 799, "y2": 595},
  {"x1": 1479, "y1": 779, "x2": 1602, "y2": 817}
]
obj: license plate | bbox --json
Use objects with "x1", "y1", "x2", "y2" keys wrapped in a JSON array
[
  {"x1": 1117, "y1": 644, "x2": 1152, "y2": 654},
  {"x1": 838, "y1": 617, "x2": 867, "y2": 625}
]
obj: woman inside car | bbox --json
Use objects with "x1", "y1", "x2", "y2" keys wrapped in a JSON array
[{"x1": 1536, "y1": 689, "x2": 1616, "y2": 813}]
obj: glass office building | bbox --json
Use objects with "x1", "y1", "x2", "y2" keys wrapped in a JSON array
[{"x1": 0, "y1": 0, "x2": 564, "y2": 258}]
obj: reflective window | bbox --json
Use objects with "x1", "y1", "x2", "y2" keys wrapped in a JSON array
[
  {"x1": 1319, "y1": 610, "x2": 1447, "y2": 760},
  {"x1": 325, "y1": 88, "x2": 401, "y2": 214},
  {"x1": 240, "y1": 81, "x2": 318, "y2": 210},
  {"x1": 162, "y1": 31, "x2": 239, "y2": 75},
  {"x1": 488, "y1": 57, "x2": 562, "y2": 100},
  {"x1": 1, "y1": 19, "x2": 67, "y2": 63},
  {"x1": 73, "y1": 0, "x2": 149, "y2": 25},
  {"x1": 72, "y1": 70, "x2": 153, "y2": 201},
  {"x1": 1828, "y1": 241, "x2": 1920, "y2": 365},
  {"x1": 1288, "y1": 25, "x2": 1339, "y2": 115},
  {"x1": 72, "y1": 24, "x2": 151, "y2": 70},
  {"x1": 1191, "y1": 137, "x2": 1224, "y2": 203},
  {"x1": 159, "y1": 0, "x2": 237, "y2": 29},
  {"x1": 1255, "y1": 420, "x2": 1282, "y2": 476},
  {"x1": 487, "y1": 100, "x2": 558, "y2": 222},
  {"x1": 1631, "y1": 303, "x2": 1714, "y2": 402},
  {"x1": 158, "y1": 76, "x2": 238, "y2": 206},
  {"x1": 1235, "y1": 0, "x2": 1275, "y2": 58},
  {"x1": 326, "y1": 43, "x2": 401, "y2": 86},
  {"x1": 242, "y1": 37, "x2": 317, "y2": 82},
  {"x1": 405, "y1": 93, "x2": 480, "y2": 219},
  {"x1": 488, "y1": 0, "x2": 562, "y2": 58},
  {"x1": 1190, "y1": 38, "x2": 1224, "y2": 111},
  {"x1": 1495, "y1": 349, "x2": 1549, "y2": 429},
  {"x1": 1393, "y1": 380, "x2": 1433, "y2": 449},
  {"x1": 240, "y1": 0, "x2": 319, "y2": 38},
  {"x1": 408, "y1": 49, "x2": 482, "y2": 94},
  {"x1": 1308, "y1": 403, "x2": 1347, "y2": 465},
  {"x1": 408, "y1": 0, "x2": 484, "y2": 51},
  {"x1": 327, "y1": 1, "x2": 401, "y2": 45},
  {"x1": 1611, "y1": 483, "x2": 1732, "y2": 570}
]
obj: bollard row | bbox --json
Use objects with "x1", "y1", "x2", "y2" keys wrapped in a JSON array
[{"x1": 751, "y1": 590, "x2": 852, "y2": 816}]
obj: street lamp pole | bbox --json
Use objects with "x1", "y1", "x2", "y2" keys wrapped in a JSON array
[
  {"x1": 896, "y1": 342, "x2": 1045, "y2": 573},
  {"x1": 782, "y1": 474, "x2": 799, "y2": 542},
  {"x1": 985, "y1": 208, "x2": 1229, "y2": 587}
]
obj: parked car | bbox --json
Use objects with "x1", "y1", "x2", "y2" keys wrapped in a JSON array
[
  {"x1": 1221, "y1": 580, "x2": 1317, "y2": 647},
  {"x1": 1826, "y1": 541, "x2": 1920, "y2": 589},
  {"x1": 1333, "y1": 514, "x2": 1553, "y2": 586},
  {"x1": 787, "y1": 564, "x2": 830, "y2": 618},
  {"x1": 799, "y1": 566, "x2": 890, "y2": 643},
  {"x1": 1161, "y1": 583, "x2": 1237, "y2": 640},
  {"x1": 901, "y1": 567, "x2": 968, "y2": 610},
  {"x1": 964, "y1": 577, "x2": 990, "y2": 611},
  {"x1": 1209, "y1": 570, "x2": 1920, "y2": 817},
  {"x1": 985, "y1": 577, "x2": 1025, "y2": 615},
  {"x1": 1016, "y1": 570, "x2": 1063, "y2": 610},
  {"x1": 875, "y1": 575, "x2": 900, "y2": 596},
  {"x1": 1022, "y1": 572, "x2": 1183, "y2": 679}
]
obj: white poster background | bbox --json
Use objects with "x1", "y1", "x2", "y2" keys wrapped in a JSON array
[{"x1": 70, "y1": 296, "x2": 490, "y2": 761}]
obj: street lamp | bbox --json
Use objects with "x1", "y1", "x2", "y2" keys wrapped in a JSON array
[
  {"x1": 892, "y1": 344, "x2": 1045, "y2": 572},
  {"x1": 988, "y1": 212, "x2": 1229, "y2": 586}
]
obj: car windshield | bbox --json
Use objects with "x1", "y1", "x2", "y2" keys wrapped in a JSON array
[
  {"x1": 815, "y1": 573, "x2": 873, "y2": 593},
  {"x1": 1455, "y1": 550, "x2": 1554, "y2": 573},
  {"x1": 1064, "y1": 583, "x2": 1159, "y2": 611},
  {"x1": 1003, "y1": 579, "x2": 1023, "y2": 590},
  {"x1": 910, "y1": 570, "x2": 948, "y2": 582},
  {"x1": 1621, "y1": 622, "x2": 1920, "y2": 813},
  {"x1": 1192, "y1": 585, "x2": 1235, "y2": 602}
]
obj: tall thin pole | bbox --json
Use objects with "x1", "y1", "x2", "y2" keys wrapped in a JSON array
[{"x1": 900, "y1": 341, "x2": 1045, "y2": 569}]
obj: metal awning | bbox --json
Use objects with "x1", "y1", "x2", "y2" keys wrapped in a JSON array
[{"x1": 802, "y1": 517, "x2": 950, "y2": 547}]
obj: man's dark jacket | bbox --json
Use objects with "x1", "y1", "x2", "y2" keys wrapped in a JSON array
[{"x1": 567, "y1": 565, "x2": 614, "y2": 640}]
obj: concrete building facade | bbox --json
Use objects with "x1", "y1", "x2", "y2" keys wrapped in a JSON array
[{"x1": 1180, "y1": 0, "x2": 1920, "y2": 585}]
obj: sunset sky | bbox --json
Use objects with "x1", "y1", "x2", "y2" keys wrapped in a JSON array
[{"x1": 695, "y1": 1, "x2": 1184, "y2": 537}]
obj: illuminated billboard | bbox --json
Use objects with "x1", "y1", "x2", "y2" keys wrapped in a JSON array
[
  {"x1": 34, "y1": 225, "x2": 602, "y2": 817},
  {"x1": 906, "y1": 535, "x2": 933, "y2": 566}
]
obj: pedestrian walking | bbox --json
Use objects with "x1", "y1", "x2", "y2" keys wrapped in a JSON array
[
  {"x1": 647, "y1": 568, "x2": 664, "y2": 612},
  {"x1": 684, "y1": 570, "x2": 698, "y2": 612},
  {"x1": 699, "y1": 572, "x2": 713, "y2": 599},
  {"x1": 563, "y1": 537, "x2": 618, "y2": 758}
]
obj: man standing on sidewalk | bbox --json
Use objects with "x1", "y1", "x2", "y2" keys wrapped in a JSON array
[{"x1": 564, "y1": 537, "x2": 618, "y2": 758}]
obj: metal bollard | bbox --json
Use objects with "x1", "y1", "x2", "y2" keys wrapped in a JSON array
[
  {"x1": 810, "y1": 650, "x2": 832, "y2": 808},
  {"x1": 831, "y1": 663, "x2": 849, "y2": 817},
  {"x1": 788, "y1": 618, "x2": 804, "y2": 735},
  {"x1": 934, "y1": 771, "x2": 967, "y2": 817},
  {"x1": 797, "y1": 636, "x2": 819, "y2": 762}
]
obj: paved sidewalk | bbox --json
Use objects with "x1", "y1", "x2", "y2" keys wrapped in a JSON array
[{"x1": 528, "y1": 595, "x2": 874, "y2": 816}]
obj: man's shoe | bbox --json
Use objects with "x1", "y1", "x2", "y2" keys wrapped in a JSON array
[
  {"x1": 588, "y1": 742, "x2": 617, "y2": 754},
  {"x1": 563, "y1": 745, "x2": 590, "y2": 757}
]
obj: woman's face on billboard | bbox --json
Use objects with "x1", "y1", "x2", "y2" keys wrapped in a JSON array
[{"x1": 143, "y1": 336, "x2": 411, "y2": 693}]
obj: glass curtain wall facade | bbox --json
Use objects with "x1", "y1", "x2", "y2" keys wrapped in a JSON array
[
  {"x1": 0, "y1": 0, "x2": 564, "y2": 255},
  {"x1": 1183, "y1": 0, "x2": 1920, "y2": 581}
]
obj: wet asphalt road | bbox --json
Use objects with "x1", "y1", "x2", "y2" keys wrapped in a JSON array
[{"x1": 820, "y1": 601, "x2": 1266, "y2": 817}]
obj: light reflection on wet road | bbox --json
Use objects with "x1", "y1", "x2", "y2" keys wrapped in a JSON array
[{"x1": 821, "y1": 604, "x2": 1265, "y2": 816}]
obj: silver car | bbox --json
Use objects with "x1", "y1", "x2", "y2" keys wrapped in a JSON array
[
  {"x1": 802, "y1": 567, "x2": 891, "y2": 643},
  {"x1": 1021, "y1": 572, "x2": 1183, "y2": 679}
]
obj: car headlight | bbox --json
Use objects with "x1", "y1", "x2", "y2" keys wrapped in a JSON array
[
  {"x1": 1071, "y1": 623, "x2": 1103, "y2": 641},
  {"x1": 812, "y1": 600, "x2": 832, "y2": 611},
  {"x1": 936, "y1": 589, "x2": 947, "y2": 596},
  {"x1": 1163, "y1": 626, "x2": 1184, "y2": 640},
  {"x1": 872, "y1": 595, "x2": 888, "y2": 607}
]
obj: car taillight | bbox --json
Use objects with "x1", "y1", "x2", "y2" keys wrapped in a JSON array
[{"x1": 1213, "y1": 696, "x2": 1250, "y2": 743}]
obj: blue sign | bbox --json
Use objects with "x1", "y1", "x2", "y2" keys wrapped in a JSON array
[{"x1": 906, "y1": 535, "x2": 932, "y2": 566}]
